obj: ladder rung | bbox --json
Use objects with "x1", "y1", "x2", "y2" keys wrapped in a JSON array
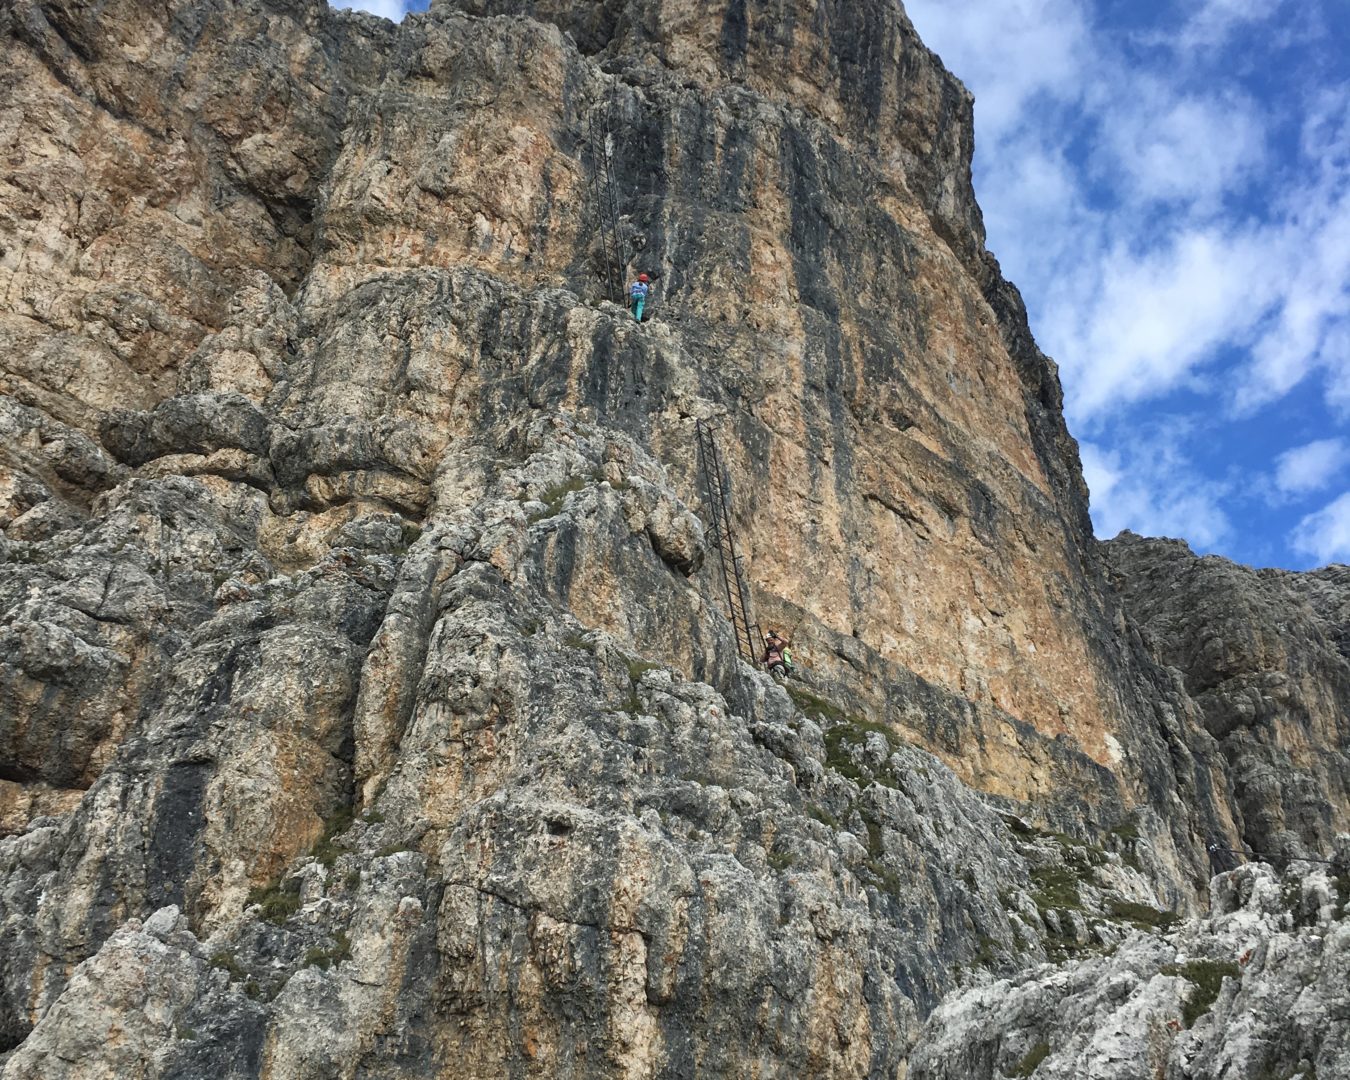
[{"x1": 697, "y1": 423, "x2": 756, "y2": 663}]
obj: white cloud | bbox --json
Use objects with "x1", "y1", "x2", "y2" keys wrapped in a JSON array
[
  {"x1": 1081, "y1": 436, "x2": 1232, "y2": 548},
  {"x1": 1091, "y1": 87, "x2": 1268, "y2": 208},
  {"x1": 1176, "y1": 0, "x2": 1285, "y2": 50},
  {"x1": 1079, "y1": 439, "x2": 1121, "y2": 503},
  {"x1": 1048, "y1": 226, "x2": 1275, "y2": 423},
  {"x1": 1292, "y1": 491, "x2": 1350, "y2": 565},
  {"x1": 907, "y1": 0, "x2": 1350, "y2": 500},
  {"x1": 330, "y1": 0, "x2": 407, "y2": 21},
  {"x1": 904, "y1": 0, "x2": 1091, "y2": 141},
  {"x1": 1322, "y1": 321, "x2": 1350, "y2": 418},
  {"x1": 1231, "y1": 101, "x2": 1350, "y2": 413},
  {"x1": 1274, "y1": 438, "x2": 1349, "y2": 494}
]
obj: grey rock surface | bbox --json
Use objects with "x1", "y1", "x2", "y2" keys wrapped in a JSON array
[
  {"x1": 1104, "y1": 533, "x2": 1350, "y2": 859},
  {"x1": 911, "y1": 856, "x2": 1350, "y2": 1080}
]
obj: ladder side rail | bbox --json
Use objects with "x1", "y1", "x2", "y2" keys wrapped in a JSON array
[
  {"x1": 730, "y1": 555, "x2": 758, "y2": 661},
  {"x1": 704, "y1": 429, "x2": 747, "y2": 655},
  {"x1": 733, "y1": 605, "x2": 755, "y2": 664},
  {"x1": 697, "y1": 423, "x2": 745, "y2": 660},
  {"x1": 715, "y1": 437, "x2": 759, "y2": 662},
  {"x1": 696, "y1": 421, "x2": 762, "y2": 665},
  {"x1": 603, "y1": 90, "x2": 626, "y2": 290},
  {"x1": 712, "y1": 444, "x2": 756, "y2": 659},
  {"x1": 591, "y1": 116, "x2": 624, "y2": 302},
  {"x1": 602, "y1": 172, "x2": 621, "y2": 301},
  {"x1": 603, "y1": 150, "x2": 624, "y2": 290},
  {"x1": 695, "y1": 425, "x2": 722, "y2": 545},
  {"x1": 729, "y1": 585, "x2": 752, "y2": 661},
  {"x1": 588, "y1": 121, "x2": 619, "y2": 302},
  {"x1": 700, "y1": 425, "x2": 732, "y2": 534}
]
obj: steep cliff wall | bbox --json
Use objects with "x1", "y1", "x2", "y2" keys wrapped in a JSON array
[
  {"x1": 1103, "y1": 534, "x2": 1350, "y2": 858},
  {"x1": 1, "y1": 0, "x2": 1346, "y2": 1075}
]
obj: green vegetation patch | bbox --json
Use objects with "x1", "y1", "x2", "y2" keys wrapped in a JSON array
[
  {"x1": 824, "y1": 734, "x2": 866, "y2": 784},
  {"x1": 1109, "y1": 821, "x2": 1143, "y2": 869},
  {"x1": 562, "y1": 631, "x2": 597, "y2": 653},
  {"x1": 864, "y1": 816, "x2": 884, "y2": 859},
  {"x1": 304, "y1": 930, "x2": 352, "y2": 971},
  {"x1": 863, "y1": 858, "x2": 903, "y2": 896},
  {"x1": 787, "y1": 685, "x2": 849, "y2": 725},
  {"x1": 1282, "y1": 881, "x2": 1305, "y2": 916},
  {"x1": 1051, "y1": 832, "x2": 1108, "y2": 871},
  {"x1": 1333, "y1": 871, "x2": 1350, "y2": 921},
  {"x1": 1001, "y1": 813, "x2": 1037, "y2": 837},
  {"x1": 246, "y1": 878, "x2": 302, "y2": 925},
  {"x1": 805, "y1": 803, "x2": 839, "y2": 829},
  {"x1": 767, "y1": 851, "x2": 797, "y2": 871},
  {"x1": 1011, "y1": 1040, "x2": 1050, "y2": 1078},
  {"x1": 974, "y1": 934, "x2": 1001, "y2": 969},
  {"x1": 399, "y1": 522, "x2": 423, "y2": 550},
  {"x1": 625, "y1": 657, "x2": 661, "y2": 683},
  {"x1": 528, "y1": 476, "x2": 588, "y2": 523},
  {"x1": 1106, "y1": 898, "x2": 1179, "y2": 932},
  {"x1": 1162, "y1": 959, "x2": 1240, "y2": 1028},
  {"x1": 1029, "y1": 865, "x2": 1082, "y2": 912},
  {"x1": 858, "y1": 805, "x2": 903, "y2": 896},
  {"x1": 623, "y1": 656, "x2": 662, "y2": 715},
  {"x1": 312, "y1": 805, "x2": 356, "y2": 867},
  {"x1": 1045, "y1": 931, "x2": 1120, "y2": 965},
  {"x1": 378, "y1": 841, "x2": 417, "y2": 858},
  {"x1": 209, "y1": 951, "x2": 246, "y2": 980},
  {"x1": 820, "y1": 715, "x2": 903, "y2": 788}
]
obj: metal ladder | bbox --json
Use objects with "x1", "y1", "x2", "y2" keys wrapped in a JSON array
[
  {"x1": 695, "y1": 420, "x2": 760, "y2": 664},
  {"x1": 587, "y1": 91, "x2": 626, "y2": 303}
]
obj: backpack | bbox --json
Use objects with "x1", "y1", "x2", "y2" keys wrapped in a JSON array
[{"x1": 781, "y1": 647, "x2": 794, "y2": 669}]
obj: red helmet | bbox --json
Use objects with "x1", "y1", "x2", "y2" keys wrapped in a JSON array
[{"x1": 638, "y1": 273, "x2": 650, "y2": 283}]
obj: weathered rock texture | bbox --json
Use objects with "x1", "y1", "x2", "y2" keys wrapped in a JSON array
[
  {"x1": 0, "y1": 0, "x2": 1346, "y2": 1075},
  {"x1": 1104, "y1": 534, "x2": 1350, "y2": 860},
  {"x1": 912, "y1": 855, "x2": 1350, "y2": 1080}
]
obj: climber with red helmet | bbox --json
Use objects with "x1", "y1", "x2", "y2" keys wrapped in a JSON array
[{"x1": 628, "y1": 273, "x2": 651, "y2": 322}]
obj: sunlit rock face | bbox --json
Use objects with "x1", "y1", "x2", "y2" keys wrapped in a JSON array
[{"x1": 0, "y1": 0, "x2": 1346, "y2": 1075}]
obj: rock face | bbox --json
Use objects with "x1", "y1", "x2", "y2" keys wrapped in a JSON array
[
  {"x1": 0, "y1": 0, "x2": 1346, "y2": 1075},
  {"x1": 912, "y1": 855, "x2": 1350, "y2": 1080},
  {"x1": 1103, "y1": 534, "x2": 1350, "y2": 860}
]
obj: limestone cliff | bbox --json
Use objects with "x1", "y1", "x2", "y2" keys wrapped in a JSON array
[{"x1": 0, "y1": 0, "x2": 1346, "y2": 1075}]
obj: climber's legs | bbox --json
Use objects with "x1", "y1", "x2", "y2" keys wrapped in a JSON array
[{"x1": 633, "y1": 296, "x2": 645, "y2": 322}]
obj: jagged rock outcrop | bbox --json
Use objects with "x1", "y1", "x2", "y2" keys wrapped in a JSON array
[
  {"x1": 1, "y1": 0, "x2": 1347, "y2": 1074},
  {"x1": 1104, "y1": 533, "x2": 1350, "y2": 860},
  {"x1": 912, "y1": 856, "x2": 1350, "y2": 1080}
]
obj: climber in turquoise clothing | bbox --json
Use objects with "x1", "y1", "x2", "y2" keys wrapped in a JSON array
[{"x1": 628, "y1": 273, "x2": 650, "y2": 322}]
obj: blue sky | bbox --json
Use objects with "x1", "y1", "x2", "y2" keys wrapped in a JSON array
[
  {"x1": 331, "y1": 0, "x2": 426, "y2": 20},
  {"x1": 335, "y1": 0, "x2": 1349, "y2": 569},
  {"x1": 903, "y1": 0, "x2": 1350, "y2": 570}
]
